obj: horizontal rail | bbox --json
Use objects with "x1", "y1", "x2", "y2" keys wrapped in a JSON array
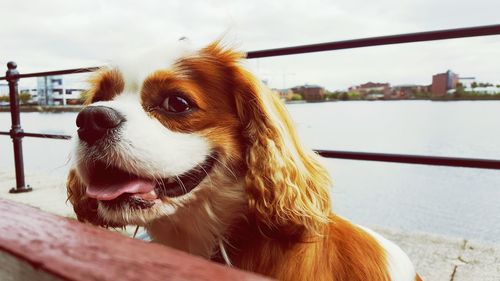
[
  {"x1": 1, "y1": 24, "x2": 499, "y2": 80},
  {"x1": 245, "y1": 24, "x2": 500, "y2": 58},
  {"x1": 21, "y1": 132, "x2": 72, "y2": 140},
  {"x1": 315, "y1": 150, "x2": 500, "y2": 170},
  {"x1": 0, "y1": 66, "x2": 100, "y2": 80},
  {"x1": 0, "y1": 131, "x2": 71, "y2": 139},
  {"x1": 2, "y1": 129, "x2": 499, "y2": 169}
]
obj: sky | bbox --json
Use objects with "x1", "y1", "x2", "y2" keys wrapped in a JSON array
[{"x1": 0, "y1": 0, "x2": 499, "y2": 91}]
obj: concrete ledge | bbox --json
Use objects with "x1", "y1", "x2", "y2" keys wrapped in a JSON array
[{"x1": 375, "y1": 227, "x2": 500, "y2": 281}]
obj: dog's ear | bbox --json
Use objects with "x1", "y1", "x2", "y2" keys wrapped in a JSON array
[
  {"x1": 239, "y1": 84, "x2": 331, "y2": 237},
  {"x1": 67, "y1": 169, "x2": 115, "y2": 227},
  {"x1": 203, "y1": 42, "x2": 332, "y2": 237}
]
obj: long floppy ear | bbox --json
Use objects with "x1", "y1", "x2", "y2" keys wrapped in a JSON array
[
  {"x1": 67, "y1": 169, "x2": 118, "y2": 227},
  {"x1": 203, "y1": 43, "x2": 332, "y2": 237},
  {"x1": 239, "y1": 84, "x2": 332, "y2": 237}
]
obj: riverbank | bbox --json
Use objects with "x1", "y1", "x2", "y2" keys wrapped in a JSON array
[
  {"x1": 1, "y1": 171, "x2": 498, "y2": 281},
  {"x1": 430, "y1": 96, "x2": 500, "y2": 101},
  {"x1": 2, "y1": 97, "x2": 500, "y2": 113},
  {"x1": 284, "y1": 98, "x2": 500, "y2": 104}
]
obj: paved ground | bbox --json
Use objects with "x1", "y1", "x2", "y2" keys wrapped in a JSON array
[
  {"x1": 376, "y1": 228, "x2": 500, "y2": 281},
  {"x1": 0, "y1": 171, "x2": 73, "y2": 218},
  {"x1": 1, "y1": 172, "x2": 499, "y2": 281}
]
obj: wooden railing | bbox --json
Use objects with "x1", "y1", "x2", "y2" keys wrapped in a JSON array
[{"x1": 0, "y1": 199, "x2": 271, "y2": 281}]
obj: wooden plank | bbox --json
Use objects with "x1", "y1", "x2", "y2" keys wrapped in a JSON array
[{"x1": 0, "y1": 199, "x2": 271, "y2": 281}]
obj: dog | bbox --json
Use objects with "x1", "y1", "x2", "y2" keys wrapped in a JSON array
[{"x1": 67, "y1": 41, "x2": 421, "y2": 281}]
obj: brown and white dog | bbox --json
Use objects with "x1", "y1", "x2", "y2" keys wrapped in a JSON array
[{"x1": 67, "y1": 41, "x2": 421, "y2": 281}]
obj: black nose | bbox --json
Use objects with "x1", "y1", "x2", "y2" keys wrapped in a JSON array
[{"x1": 76, "y1": 106, "x2": 124, "y2": 144}]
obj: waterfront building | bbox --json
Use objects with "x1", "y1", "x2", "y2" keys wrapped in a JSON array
[
  {"x1": 464, "y1": 86, "x2": 500, "y2": 94},
  {"x1": 37, "y1": 76, "x2": 63, "y2": 105},
  {"x1": 349, "y1": 82, "x2": 391, "y2": 99},
  {"x1": 291, "y1": 84, "x2": 325, "y2": 101},
  {"x1": 19, "y1": 88, "x2": 38, "y2": 104},
  {"x1": 0, "y1": 83, "x2": 8, "y2": 95},
  {"x1": 431, "y1": 70, "x2": 459, "y2": 97},
  {"x1": 0, "y1": 83, "x2": 8, "y2": 93},
  {"x1": 36, "y1": 76, "x2": 84, "y2": 105},
  {"x1": 63, "y1": 89, "x2": 86, "y2": 105},
  {"x1": 0, "y1": 83, "x2": 8, "y2": 106},
  {"x1": 390, "y1": 84, "x2": 430, "y2": 99},
  {"x1": 274, "y1": 88, "x2": 294, "y2": 101}
]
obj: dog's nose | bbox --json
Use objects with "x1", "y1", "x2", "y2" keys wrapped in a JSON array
[{"x1": 76, "y1": 106, "x2": 124, "y2": 144}]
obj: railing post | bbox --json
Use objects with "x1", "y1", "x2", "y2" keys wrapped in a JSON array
[{"x1": 6, "y1": 62, "x2": 32, "y2": 193}]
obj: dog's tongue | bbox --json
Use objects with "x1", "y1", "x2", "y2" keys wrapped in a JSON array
[{"x1": 86, "y1": 178, "x2": 155, "y2": 201}]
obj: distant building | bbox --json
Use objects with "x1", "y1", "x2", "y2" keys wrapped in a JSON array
[
  {"x1": 390, "y1": 84, "x2": 430, "y2": 99},
  {"x1": 274, "y1": 88, "x2": 293, "y2": 101},
  {"x1": 19, "y1": 88, "x2": 38, "y2": 104},
  {"x1": 464, "y1": 86, "x2": 500, "y2": 95},
  {"x1": 0, "y1": 83, "x2": 8, "y2": 96},
  {"x1": 364, "y1": 93, "x2": 385, "y2": 100},
  {"x1": 36, "y1": 76, "x2": 84, "y2": 105},
  {"x1": 64, "y1": 89, "x2": 86, "y2": 105},
  {"x1": 349, "y1": 82, "x2": 391, "y2": 98},
  {"x1": 457, "y1": 76, "x2": 475, "y2": 88},
  {"x1": 291, "y1": 84, "x2": 325, "y2": 101},
  {"x1": 1, "y1": 84, "x2": 38, "y2": 105},
  {"x1": 431, "y1": 70, "x2": 459, "y2": 97},
  {"x1": 37, "y1": 76, "x2": 63, "y2": 105},
  {"x1": 0, "y1": 83, "x2": 9, "y2": 106}
]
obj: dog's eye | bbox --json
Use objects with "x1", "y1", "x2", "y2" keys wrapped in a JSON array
[{"x1": 162, "y1": 96, "x2": 192, "y2": 113}]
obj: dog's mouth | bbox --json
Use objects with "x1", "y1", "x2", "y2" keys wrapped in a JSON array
[{"x1": 84, "y1": 153, "x2": 217, "y2": 209}]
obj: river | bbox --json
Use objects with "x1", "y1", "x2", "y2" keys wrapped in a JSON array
[{"x1": 1, "y1": 100, "x2": 499, "y2": 243}]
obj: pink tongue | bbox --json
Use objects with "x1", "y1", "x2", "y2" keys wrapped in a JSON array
[{"x1": 86, "y1": 178, "x2": 155, "y2": 201}]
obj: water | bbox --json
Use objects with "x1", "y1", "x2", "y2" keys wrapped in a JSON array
[{"x1": 1, "y1": 100, "x2": 499, "y2": 243}]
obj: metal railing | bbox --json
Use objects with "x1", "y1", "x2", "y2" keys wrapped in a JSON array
[{"x1": 2, "y1": 24, "x2": 500, "y2": 193}]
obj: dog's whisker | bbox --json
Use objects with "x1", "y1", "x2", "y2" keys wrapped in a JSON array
[
  {"x1": 197, "y1": 163, "x2": 213, "y2": 189},
  {"x1": 175, "y1": 175, "x2": 188, "y2": 195},
  {"x1": 209, "y1": 154, "x2": 237, "y2": 180},
  {"x1": 133, "y1": 225, "x2": 140, "y2": 238}
]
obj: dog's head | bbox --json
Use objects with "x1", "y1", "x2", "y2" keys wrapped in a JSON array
[{"x1": 67, "y1": 42, "x2": 331, "y2": 237}]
